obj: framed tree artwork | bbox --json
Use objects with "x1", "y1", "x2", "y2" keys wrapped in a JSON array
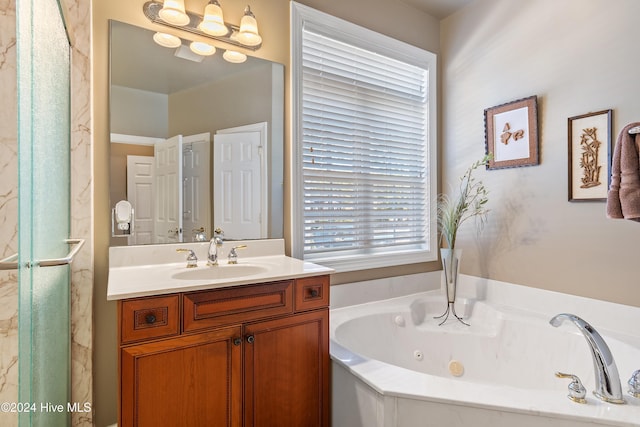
[
  {"x1": 568, "y1": 109, "x2": 612, "y2": 201},
  {"x1": 484, "y1": 96, "x2": 539, "y2": 170}
]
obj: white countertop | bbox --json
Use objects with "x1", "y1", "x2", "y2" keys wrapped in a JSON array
[{"x1": 107, "y1": 239, "x2": 334, "y2": 300}]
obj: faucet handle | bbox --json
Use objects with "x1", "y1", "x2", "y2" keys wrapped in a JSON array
[
  {"x1": 176, "y1": 249, "x2": 198, "y2": 268},
  {"x1": 192, "y1": 227, "x2": 207, "y2": 242},
  {"x1": 555, "y1": 372, "x2": 587, "y2": 403},
  {"x1": 228, "y1": 245, "x2": 247, "y2": 264},
  {"x1": 629, "y1": 370, "x2": 640, "y2": 398}
]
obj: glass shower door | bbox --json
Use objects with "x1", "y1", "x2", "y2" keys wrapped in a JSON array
[{"x1": 16, "y1": 0, "x2": 79, "y2": 425}]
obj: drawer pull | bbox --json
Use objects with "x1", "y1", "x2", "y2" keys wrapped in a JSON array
[
  {"x1": 233, "y1": 337, "x2": 242, "y2": 346},
  {"x1": 310, "y1": 289, "x2": 319, "y2": 298},
  {"x1": 145, "y1": 314, "x2": 157, "y2": 324},
  {"x1": 246, "y1": 335, "x2": 255, "y2": 344}
]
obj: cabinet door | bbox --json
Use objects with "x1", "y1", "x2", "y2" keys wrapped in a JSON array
[
  {"x1": 120, "y1": 327, "x2": 242, "y2": 427},
  {"x1": 244, "y1": 310, "x2": 329, "y2": 427}
]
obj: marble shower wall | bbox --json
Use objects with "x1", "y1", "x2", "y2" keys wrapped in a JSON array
[
  {"x1": 67, "y1": 0, "x2": 93, "y2": 425},
  {"x1": 0, "y1": 0, "x2": 93, "y2": 426},
  {"x1": 0, "y1": 0, "x2": 19, "y2": 425}
]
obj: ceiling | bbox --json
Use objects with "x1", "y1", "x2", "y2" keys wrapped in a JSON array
[{"x1": 401, "y1": 0, "x2": 474, "y2": 19}]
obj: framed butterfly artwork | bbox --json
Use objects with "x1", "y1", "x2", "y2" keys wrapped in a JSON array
[{"x1": 484, "y1": 96, "x2": 539, "y2": 170}]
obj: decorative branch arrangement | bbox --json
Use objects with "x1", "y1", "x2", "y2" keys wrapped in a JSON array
[{"x1": 437, "y1": 155, "x2": 491, "y2": 251}]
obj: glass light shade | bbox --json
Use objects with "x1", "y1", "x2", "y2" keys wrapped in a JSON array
[
  {"x1": 223, "y1": 50, "x2": 247, "y2": 63},
  {"x1": 236, "y1": 6, "x2": 262, "y2": 46},
  {"x1": 153, "y1": 32, "x2": 182, "y2": 48},
  {"x1": 199, "y1": 1, "x2": 228, "y2": 36},
  {"x1": 190, "y1": 41, "x2": 216, "y2": 56},
  {"x1": 158, "y1": 0, "x2": 190, "y2": 26}
]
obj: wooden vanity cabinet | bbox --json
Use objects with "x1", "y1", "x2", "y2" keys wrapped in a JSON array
[{"x1": 117, "y1": 275, "x2": 330, "y2": 427}]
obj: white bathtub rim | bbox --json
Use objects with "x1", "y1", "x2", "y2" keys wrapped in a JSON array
[
  {"x1": 330, "y1": 344, "x2": 640, "y2": 427},
  {"x1": 330, "y1": 276, "x2": 640, "y2": 427}
]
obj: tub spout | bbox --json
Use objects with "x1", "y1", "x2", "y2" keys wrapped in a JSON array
[{"x1": 549, "y1": 313, "x2": 625, "y2": 404}]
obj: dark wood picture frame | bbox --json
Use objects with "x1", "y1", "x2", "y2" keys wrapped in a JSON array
[
  {"x1": 567, "y1": 109, "x2": 612, "y2": 202},
  {"x1": 484, "y1": 96, "x2": 539, "y2": 170}
]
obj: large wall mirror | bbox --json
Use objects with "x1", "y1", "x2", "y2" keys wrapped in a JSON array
[{"x1": 109, "y1": 20, "x2": 284, "y2": 246}]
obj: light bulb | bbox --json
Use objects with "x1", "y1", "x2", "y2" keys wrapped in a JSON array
[
  {"x1": 158, "y1": 0, "x2": 190, "y2": 26},
  {"x1": 153, "y1": 32, "x2": 181, "y2": 48},
  {"x1": 237, "y1": 5, "x2": 262, "y2": 47},
  {"x1": 199, "y1": 0, "x2": 228, "y2": 36},
  {"x1": 190, "y1": 41, "x2": 216, "y2": 56},
  {"x1": 223, "y1": 50, "x2": 247, "y2": 63}
]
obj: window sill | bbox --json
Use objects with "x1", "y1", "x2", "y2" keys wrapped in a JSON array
[{"x1": 305, "y1": 249, "x2": 437, "y2": 274}]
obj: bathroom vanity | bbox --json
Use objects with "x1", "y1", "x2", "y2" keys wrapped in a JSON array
[{"x1": 108, "y1": 240, "x2": 332, "y2": 427}]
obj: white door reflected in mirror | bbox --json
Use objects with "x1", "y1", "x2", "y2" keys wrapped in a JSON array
[{"x1": 214, "y1": 123, "x2": 267, "y2": 240}]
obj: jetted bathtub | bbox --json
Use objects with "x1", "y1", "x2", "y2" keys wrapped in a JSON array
[{"x1": 330, "y1": 275, "x2": 640, "y2": 427}]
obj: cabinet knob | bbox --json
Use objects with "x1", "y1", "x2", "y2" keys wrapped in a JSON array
[
  {"x1": 310, "y1": 289, "x2": 320, "y2": 298},
  {"x1": 246, "y1": 335, "x2": 255, "y2": 344},
  {"x1": 233, "y1": 337, "x2": 242, "y2": 346},
  {"x1": 145, "y1": 314, "x2": 156, "y2": 324}
]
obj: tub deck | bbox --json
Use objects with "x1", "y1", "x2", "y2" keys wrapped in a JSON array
[{"x1": 330, "y1": 274, "x2": 640, "y2": 427}]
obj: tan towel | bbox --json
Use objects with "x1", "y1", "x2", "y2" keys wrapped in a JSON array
[{"x1": 606, "y1": 122, "x2": 640, "y2": 221}]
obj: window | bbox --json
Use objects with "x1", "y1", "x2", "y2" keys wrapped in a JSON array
[{"x1": 291, "y1": 3, "x2": 437, "y2": 272}]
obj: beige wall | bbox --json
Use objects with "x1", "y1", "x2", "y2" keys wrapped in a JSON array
[
  {"x1": 440, "y1": 0, "x2": 640, "y2": 307},
  {"x1": 110, "y1": 86, "x2": 169, "y2": 137},
  {"x1": 92, "y1": 0, "x2": 441, "y2": 425},
  {"x1": 168, "y1": 62, "x2": 275, "y2": 136}
]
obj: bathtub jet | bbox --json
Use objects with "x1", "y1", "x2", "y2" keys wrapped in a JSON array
[{"x1": 549, "y1": 313, "x2": 625, "y2": 404}]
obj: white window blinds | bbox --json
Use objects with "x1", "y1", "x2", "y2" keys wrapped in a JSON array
[{"x1": 301, "y1": 26, "x2": 431, "y2": 263}]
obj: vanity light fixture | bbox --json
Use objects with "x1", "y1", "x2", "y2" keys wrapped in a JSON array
[
  {"x1": 222, "y1": 49, "x2": 247, "y2": 63},
  {"x1": 153, "y1": 32, "x2": 182, "y2": 48},
  {"x1": 158, "y1": 0, "x2": 190, "y2": 26},
  {"x1": 143, "y1": 1, "x2": 262, "y2": 50}
]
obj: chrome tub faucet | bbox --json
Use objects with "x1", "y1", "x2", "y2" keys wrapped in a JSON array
[{"x1": 549, "y1": 313, "x2": 625, "y2": 404}]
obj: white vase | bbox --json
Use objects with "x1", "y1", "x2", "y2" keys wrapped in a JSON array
[{"x1": 440, "y1": 248, "x2": 462, "y2": 304}]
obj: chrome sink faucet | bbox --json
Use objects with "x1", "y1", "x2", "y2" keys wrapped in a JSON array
[
  {"x1": 208, "y1": 228, "x2": 224, "y2": 266},
  {"x1": 549, "y1": 313, "x2": 625, "y2": 404}
]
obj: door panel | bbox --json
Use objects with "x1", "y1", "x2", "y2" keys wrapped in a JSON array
[
  {"x1": 17, "y1": 0, "x2": 72, "y2": 425},
  {"x1": 126, "y1": 155, "x2": 154, "y2": 245},
  {"x1": 120, "y1": 328, "x2": 242, "y2": 427},
  {"x1": 182, "y1": 133, "x2": 210, "y2": 241},
  {"x1": 154, "y1": 135, "x2": 183, "y2": 243},
  {"x1": 244, "y1": 310, "x2": 329, "y2": 427},
  {"x1": 213, "y1": 132, "x2": 263, "y2": 239}
]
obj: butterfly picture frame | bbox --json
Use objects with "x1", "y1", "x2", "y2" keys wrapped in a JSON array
[{"x1": 484, "y1": 96, "x2": 539, "y2": 170}]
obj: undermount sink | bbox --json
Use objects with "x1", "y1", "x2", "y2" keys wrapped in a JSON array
[{"x1": 172, "y1": 264, "x2": 268, "y2": 281}]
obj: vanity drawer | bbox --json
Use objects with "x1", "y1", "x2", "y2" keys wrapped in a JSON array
[
  {"x1": 183, "y1": 281, "x2": 294, "y2": 332},
  {"x1": 120, "y1": 295, "x2": 180, "y2": 344},
  {"x1": 294, "y1": 276, "x2": 329, "y2": 312}
]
